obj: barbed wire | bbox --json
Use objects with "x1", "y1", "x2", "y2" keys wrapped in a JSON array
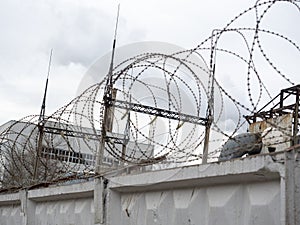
[{"x1": 0, "y1": 0, "x2": 299, "y2": 191}]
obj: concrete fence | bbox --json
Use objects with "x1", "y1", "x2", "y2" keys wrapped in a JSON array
[{"x1": 0, "y1": 149, "x2": 299, "y2": 225}]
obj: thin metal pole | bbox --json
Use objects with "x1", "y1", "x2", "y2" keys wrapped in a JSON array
[
  {"x1": 39, "y1": 49, "x2": 53, "y2": 123},
  {"x1": 33, "y1": 49, "x2": 53, "y2": 181},
  {"x1": 292, "y1": 89, "x2": 299, "y2": 146},
  {"x1": 203, "y1": 30, "x2": 217, "y2": 164},
  {"x1": 97, "y1": 5, "x2": 120, "y2": 174}
]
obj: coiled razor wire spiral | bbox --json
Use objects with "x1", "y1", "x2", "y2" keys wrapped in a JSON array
[{"x1": 0, "y1": 0, "x2": 299, "y2": 191}]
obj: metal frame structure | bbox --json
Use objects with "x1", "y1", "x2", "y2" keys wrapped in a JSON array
[{"x1": 245, "y1": 84, "x2": 300, "y2": 146}]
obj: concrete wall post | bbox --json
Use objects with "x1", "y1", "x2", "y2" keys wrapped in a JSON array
[
  {"x1": 293, "y1": 149, "x2": 300, "y2": 224},
  {"x1": 285, "y1": 148, "x2": 300, "y2": 225},
  {"x1": 94, "y1": 177, "x2": 107, "y2": 225},
  {"x1": 19, "y1": 190, "x2": 35, "y2": 225}
]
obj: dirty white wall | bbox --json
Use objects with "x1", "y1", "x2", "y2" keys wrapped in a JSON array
[{"x1": 113, "y1": 180, "x2": 280, "y2": 225}]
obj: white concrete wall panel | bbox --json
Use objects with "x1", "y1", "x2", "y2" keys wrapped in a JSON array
[
  {"x1": 0, "y1": 204, "x2": 22, "y2": 225},
  {"x1": 118, "y1": 180, "x2": 280, "y2": 225},
  {"x1": 34, "y1": 198, "x2": 94, "y2": 225},
  {"x1": 0, "y1": 152, "x2": 299, "y2": 225},
  {"x1": 246, "y1": 182, "x2": 280, "y2": 225},
  {"x1": 121, "y1": 193, "x2": 146, "y2": 224}
]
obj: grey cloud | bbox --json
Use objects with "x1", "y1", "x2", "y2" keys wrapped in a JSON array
[
  {"x1": 45, "y1": 6, "x2": 115, "y2": 66},
  {"x1": 0, "y1": 0, "x2": 299, "y2": 129}
]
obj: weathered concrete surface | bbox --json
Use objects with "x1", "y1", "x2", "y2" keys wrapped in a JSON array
[
  {"x1": 109, "y1": 153, "x2": 282, "y2": 192},
  {"x1": 0, "y1": 150, "x2": 299, "y2": 225},
  {"x1": 111, "y1": 180, "x2": 280, "y2": 225},
  {"x1": 107, "y1": 153, "x2": 284, "y2": 225}
]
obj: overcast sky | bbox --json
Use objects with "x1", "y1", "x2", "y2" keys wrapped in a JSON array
[{"x1": 0, "y1": 0, "x2": 299, "y2": 126}]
